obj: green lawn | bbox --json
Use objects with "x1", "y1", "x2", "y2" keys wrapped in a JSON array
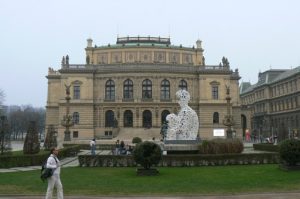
[{"x1": 0, "y1": 165, "x2": 300, "y2": 196}]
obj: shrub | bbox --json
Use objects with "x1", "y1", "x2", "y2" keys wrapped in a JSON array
[
  {"x1": 199, "y1": 138, "x2": 243, "y2": 154},
  {"x1": 279, "y1": 139, "x2": 300, "y2": 166},
  {"x1": 132, "y1": 137, "x2": 142, "y2": 144},
  {"x1": 133, "y1": 141, "x2": 162, "y2": 169},
  {"x1": 253, "y1": 143, "x2": 279, "y2": 152}
]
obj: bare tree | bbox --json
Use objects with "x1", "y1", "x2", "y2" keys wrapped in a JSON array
[
  {"x1": 7, "y1": 105, "x2": 45, "y2": 140},
  {"x1": 0, "y1": 116, "x2": 11, "y2": 155},
  {"x1": 0, "y1": 89, "x2": 5, "y2": 115},
  {"x1": 23, "y1": 121, "x2": 40, "y2": 154},
  {"x1": 0, "y1": 89, "x2": 4, "y2": 103},
  {"x1": 44, "y1": 125, "x2": 57, "y2": 150}
]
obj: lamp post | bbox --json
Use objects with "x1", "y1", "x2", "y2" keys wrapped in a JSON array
[
  {"x1": 223, "y1": 85, "x2": 235, "y2": 139},
  {"x1": 61, "y1": 84, "x2": 74, "y2": 141}
]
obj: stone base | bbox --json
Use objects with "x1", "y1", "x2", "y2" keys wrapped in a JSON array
[
  {"x1": 136, "y1": 168, "x2": 159, "y2": 176},
  {"x1": 164, "y1": 140, "x2": 200, "y2": 144},
  {"x1": 163, "y1": 143, "x2": 199, "y2": 154}
]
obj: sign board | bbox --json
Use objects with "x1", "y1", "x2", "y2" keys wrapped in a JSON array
[{"x1": 213, "y1": 129, "x2": 225, "y2": 137}]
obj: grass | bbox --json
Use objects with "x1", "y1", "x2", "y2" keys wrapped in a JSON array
[{"x1": 1, "y1": 165, "x2": 300, "y2": 196}]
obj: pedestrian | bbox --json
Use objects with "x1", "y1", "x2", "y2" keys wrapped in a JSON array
[
  {"x1": 90, "y1": 138, "x2": 96, "y2": 155},
  {"x1": 115, "y1": 140, "x2": 120, "y2": 155},
  {"x1": 45, "y1": 147, "x2": 63, "y2": 199},
  {"x1": 120, "y1": 140, "x2": 126, "y2": 154}
]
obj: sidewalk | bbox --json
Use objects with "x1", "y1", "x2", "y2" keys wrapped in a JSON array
[
  {"x1": 1, "y1": 193, "x2": 300, "y2": 199},
  {"x1": 0, "y1": 150, "x2": 92, "y2": 173}
]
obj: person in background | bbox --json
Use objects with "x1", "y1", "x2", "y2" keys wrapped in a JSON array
[
  {"x1": 45, "y1": 147, "x2": 63, "y2": 199},
  {"x1": 90, "y1": 138, "x2": 96, "y2": 155},
  {"x1": 115, "y1": 140, "x2": 120, "y2": 155}
]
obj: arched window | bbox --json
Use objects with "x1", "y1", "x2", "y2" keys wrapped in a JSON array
[
  {"x1": 143, "y1": 110, "x2": 152, "y2": 128},
  {"x1": 105, "y1": 110, "x2": 114, "y2": 127},
  {"x1": 161, "y1": 110, "x2": 170, "y2": 124},
  {"x1": 123, "y1": 79, "x2": 133, "y2": 99},
  {"x1": 213, "y1": 112, "x2": 219, "y2": 124},
  {"x1": 73, "y1": 112, "x2": 79, "y2": 124},
  {"x1": 124, "y1": 110, "x2": 133, "y2": 127},
  {"x1": 178, "y1": 80, "x2": 188, "y2": 91},
  {"x1": 161, "y1": 79, "x2": 170, "y2": 100},
  {"x1": 105, "y1": 80, "x2": 115, "y2": 100},
  {"x1": 142, "y1": 79, "x2": 152, "y2": 99}
]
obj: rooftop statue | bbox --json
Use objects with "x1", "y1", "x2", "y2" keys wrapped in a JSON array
[
  {"x1": 222, "y1": 56, "x2": 230, "y2": 68},
  {"x1": 166, "y1": 90, "x2": 199, "y2": 140},
  {"x1": 66, "y1": 55, "x2": 69, "y2": 65}
]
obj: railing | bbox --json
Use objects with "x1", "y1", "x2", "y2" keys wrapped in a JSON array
[
  {"x1": 117, "y1": 36, "x2": 171, "y2": 45},
  {"x1": 62, "y1": 64, "x2": 232, "y2": 74},
  {"x1": 203, "y1": 65, "x2": 225, "y2": 70}
]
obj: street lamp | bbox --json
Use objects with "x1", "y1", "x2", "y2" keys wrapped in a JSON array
[
  {"x1": 61, "y1": 84, "x2": 74, "y2": 141},
  {"x1": 222, "y1": 85, "x2": 235, "y2": 139}
]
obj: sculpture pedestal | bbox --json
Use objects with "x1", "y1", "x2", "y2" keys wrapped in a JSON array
[{"x1": 163, "y1": 141, "x2": 200, "y2": 154}]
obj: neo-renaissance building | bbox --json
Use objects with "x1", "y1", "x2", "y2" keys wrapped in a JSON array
[
  {"x1": 240, "y1": 67, "x2": 300, "y2": 141},
  {"x1": 46, "y1": 36, "x2": 242, "y2": 141}
]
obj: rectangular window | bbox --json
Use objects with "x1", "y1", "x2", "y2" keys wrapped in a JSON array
[
  {"x1": 73, "y1": 86, "x2": 80, "y2": 99},
  {"x1": 105, "y1": 131, "x2": 112, "y2": 136},
  {"x1": 73, "y1": 131, "x2": 78, "y2": 138},
  {"x1": 212, "y1": 86, "x2": 218, "y2": 100}
]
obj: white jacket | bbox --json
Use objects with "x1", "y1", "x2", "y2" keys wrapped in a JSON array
[
  {"x1": 46, "y1": 154, "x2": 61, "y2": 176},
  {"x1": 90, "y1": 140, "x2": 96, "y2": 147}
]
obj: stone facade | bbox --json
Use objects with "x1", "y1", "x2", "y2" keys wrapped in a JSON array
[
  {"x1": 240, "y1": 67, "x2": 300, "y2": 141},
  {"x1": 46, "y1": 36, "x2": 242, "y2": 142}
]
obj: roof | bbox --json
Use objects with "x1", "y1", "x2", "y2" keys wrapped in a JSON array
[
  {"x1": 240, "y1": 66, "x2": 300, "y2": 95},
  {"x1": 90, "y1": 36, "x2": 196, "y2": 50}
]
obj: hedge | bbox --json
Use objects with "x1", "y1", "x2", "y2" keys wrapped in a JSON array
[
  {"x1": 253, "y1": 143, "x2": 279, "y2": 152},
  {"x1": 0, "y1": 145, "x2": 81, "y2": 168},
  {"x1": 64, "y1": 143, "x2": 115, "y2": 151},
  {"x1": 79, "y1": 152, "x2": 280, "y2": 167}
]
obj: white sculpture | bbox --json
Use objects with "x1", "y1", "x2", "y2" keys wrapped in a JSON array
[
  {"x1": 165, "y1": 113, "x2": 178, "y2": 140},
  {"x1": 166, "y1": 90, "x2": 199, "y2": 140}
]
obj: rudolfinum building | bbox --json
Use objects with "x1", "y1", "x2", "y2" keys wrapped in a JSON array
[{"x1": 46, "y1": 36, "x2": 242, "y2": 142}]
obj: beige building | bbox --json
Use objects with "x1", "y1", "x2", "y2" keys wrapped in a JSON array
[
  {"x1": 240, "y1": 67, "x2": 300, "y2": 141},
  {"x1": 46, "y1": 36, "x2": 242, "y2": 142}
]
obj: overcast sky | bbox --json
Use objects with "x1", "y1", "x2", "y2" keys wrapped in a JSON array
[{"x1": 1, "y1": 0, "x2": 300, "y2": 107}]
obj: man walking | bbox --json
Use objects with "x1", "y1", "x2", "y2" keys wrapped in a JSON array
[{"x1": 45, "y1": 147, "x2": 63, "y2": 199}]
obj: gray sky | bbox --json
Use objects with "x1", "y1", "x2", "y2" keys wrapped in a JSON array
[{"x1": 1, "y1": 0, "x2": 300, "y2": 107}]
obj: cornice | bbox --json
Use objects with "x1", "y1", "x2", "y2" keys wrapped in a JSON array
[{"x1": 59, "y1": 64, "x2": 234, "y2": 76}]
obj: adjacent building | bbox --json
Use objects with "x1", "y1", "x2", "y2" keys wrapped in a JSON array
[
  {"x1": 240, "y1": 67, "x2": 300, "y2": 141},
  {"x1": 46, "y1": 36, "x2": 242, "y2": 142}
]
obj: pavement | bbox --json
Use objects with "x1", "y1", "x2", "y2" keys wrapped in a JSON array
[{"x1": 2, "y1": 143, "x2": 297, "y2": 199}]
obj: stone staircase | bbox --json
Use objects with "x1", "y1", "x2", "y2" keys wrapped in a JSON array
[{"x1": 113, "y1": 127, "x2": 161, "y2": 142}]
